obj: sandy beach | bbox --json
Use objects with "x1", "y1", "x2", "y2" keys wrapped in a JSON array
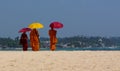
[{"x1": 0, "y1": 51, "x2": 120, "y2": 71}]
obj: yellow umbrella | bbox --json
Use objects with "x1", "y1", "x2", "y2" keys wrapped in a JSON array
[{"x1": 28, "y1": 22, "x2": 44, "y2": 29}]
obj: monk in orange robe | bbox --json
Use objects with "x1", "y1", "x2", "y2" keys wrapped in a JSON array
[
  {"x1": 49, "y1": 27, "x2": 57, "y2": 51},
  {"x1": 30, "y1": 29, "x2": 40, "y2": 51},
  {"x1": 20, "y1": 32, "x2": 28, "y2": 51}
]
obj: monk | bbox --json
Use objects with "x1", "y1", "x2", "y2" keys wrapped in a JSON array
[
  {"x1": 30, "y1": 29, "x2": 40, "y2": 51},
  {"x1": 49, "y1": 27, "x2": 58, "y2": 51},
  {"x1": 20, "y1": 32, "x2": 28, "y2": 51}
]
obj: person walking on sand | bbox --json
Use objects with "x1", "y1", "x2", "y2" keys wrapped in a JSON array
[
  {"x1": 48, "y1": 27, "x2": 58, "y2": 51},
  {"x1": 30, "y1": 29, "x2": 40, "y2": 51},
  {"x1": 20, "y1": 32, "x2": 28, "y2": 51}
]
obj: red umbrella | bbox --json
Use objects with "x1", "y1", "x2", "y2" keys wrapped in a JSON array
[
  {"x1": 18, "y1": 27, "x2": 31, "y2": 33},
  {"x1": 49, "y1": 21, "x2": 63, "y2": 29}
]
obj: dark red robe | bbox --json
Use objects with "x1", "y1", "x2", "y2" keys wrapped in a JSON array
[{"x1": 20, "y1": 32, "x2": 28, "y2": 51}]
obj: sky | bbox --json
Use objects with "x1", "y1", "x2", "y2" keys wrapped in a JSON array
[{"x1": 0, "y1": 0, "x2": 120, "y2": 38}]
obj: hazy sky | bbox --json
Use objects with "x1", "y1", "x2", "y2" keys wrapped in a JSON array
[{"x1": 0, "y1": 0, "x2": 120, "y2": 38}]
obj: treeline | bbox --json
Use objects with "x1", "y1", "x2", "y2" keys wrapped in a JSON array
[
  {"x1": 0, "y1": 37, "x2": 20, "y2": 49},
  {"x1": 57, "y1": 36, "x2": 120, "y2": 47},
  {"x1": 0, "y1": 36, "x2": 120, "y2": 49}
]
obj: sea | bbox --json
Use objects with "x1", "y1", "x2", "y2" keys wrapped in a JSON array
[{"x1": 0, "y1": 47, "x2": 120, "y2": 51}]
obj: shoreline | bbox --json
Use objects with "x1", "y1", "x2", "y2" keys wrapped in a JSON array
[{"x1": 1, "y1": 47, "x2": 120, "y2": 51}]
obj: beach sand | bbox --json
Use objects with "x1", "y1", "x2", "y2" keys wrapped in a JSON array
[{"x1": 0, "y1": 51, "x2": 120, "y2": 71}]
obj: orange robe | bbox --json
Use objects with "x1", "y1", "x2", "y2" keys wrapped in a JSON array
[
  {"x1": 49, "y1": 29, "x2": 57, "y2": 51},
  {"x1": 30, "y1": 29, "x2": 40, "y2": 51},
  {"x1": 20, "y1": 33, "x2": 28, "y2": 51}
]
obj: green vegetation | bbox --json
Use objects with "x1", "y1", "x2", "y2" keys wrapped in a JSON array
[
  {"x1": 0, "y1": 36, "x2": 120, "y2": 49},
  {"x1": 57, "y1": 36, "x2": 120, "y2": 48},
  {"x1": 0, "y1": 37, "x2": 20, "y2": 49}
]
